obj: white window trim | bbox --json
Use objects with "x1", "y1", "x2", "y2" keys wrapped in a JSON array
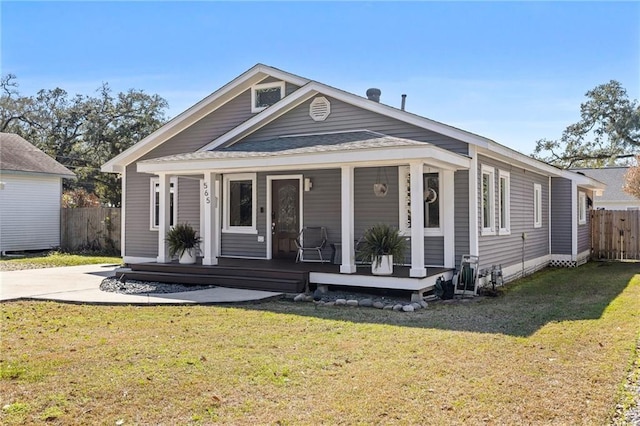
[
  {"x1": 398, "y1": 166, "x2": 443, "y2": 237},
  {"x1": 498, "y1": 170, "x2": 511, "y2": 235},
  {"x1": 578, "y1": 191, "x2": 587, "y2": 225},
  {"x1": 534, "y1": 183, "x2": 542, "y2": 228},
  {"x1": 251, "y1": 81, "x2": 285, "y2": 113},
  {"x1": 150, "y1": 177, "x2": 178, "y2": 231},
  {"x1": 481, "y1": 165, "x2": 496, "y2": 236},
  {"x1": 222, "y1": 173, "x2": 258, "y2": 234}
]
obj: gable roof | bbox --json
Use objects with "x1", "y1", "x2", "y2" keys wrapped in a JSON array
[
  {"x1": 102, "y1": 63, "x2": 604, "y2": 190},
  {"x1": 101, "y1": 64, "x2": 309, "y2": 173},
  {"x1": 572, "y1": 167, "x2": 634, "y2": 201},
  {"x1": 0, "y1": 133, "x2": 75, "y2": 178}
]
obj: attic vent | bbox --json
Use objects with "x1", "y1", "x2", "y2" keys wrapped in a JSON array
[{"x1": 309, "y1": 97, "x2": 331, "y2": 122}]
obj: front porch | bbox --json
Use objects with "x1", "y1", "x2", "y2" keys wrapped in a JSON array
[{"x1": 117, "y1": 257, "x2": 453, "y2": 300}]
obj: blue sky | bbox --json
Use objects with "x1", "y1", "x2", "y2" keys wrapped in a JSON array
[{"x1": 2, "y1": 1, "x2": 639, "y2": 154}]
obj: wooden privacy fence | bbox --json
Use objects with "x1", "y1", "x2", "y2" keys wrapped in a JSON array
[
  {"x1": 61, "y1": 207, "x2": 121, "y2": 254},
  {"x1": 591, "y1": 210, "x2": 640, "y2": 260}
]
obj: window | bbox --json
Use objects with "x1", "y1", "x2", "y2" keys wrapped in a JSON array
[
  {"x1": 424, "y1": 173, "x2": 440, "y2": 229},
  {"x1": 481, "y1": 165, "x2": 495, "y2": 235},
  {"x1": 398, "y1": 167, "x2": 442, "y2": 235},
  {"x1": 498, "y1": 170, "x2": 510, "y2": 235},
  {"x1": 578, "y1": 191, "x2": 587, "y2": 225},
  {"x1": 534, "y1": 183, "x2": 542, "y2": 228},
  {"x1": 251, "y1": 81, "x2": 285, "y2": 113},
  {"x1": 150, "y1": 177, "x2": 177, "y2": 230},
  {"x1": 223, "y1": 173, "x2": 257, "y2": 233}
]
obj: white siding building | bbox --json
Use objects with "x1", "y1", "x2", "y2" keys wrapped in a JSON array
[{"x1": 0, "y1": 133, "x2": 75, "y2": 253}]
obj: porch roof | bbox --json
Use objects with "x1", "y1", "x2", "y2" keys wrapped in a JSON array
[{"x1": 137, "y1": 130, "x2": 471, "y2": 174}]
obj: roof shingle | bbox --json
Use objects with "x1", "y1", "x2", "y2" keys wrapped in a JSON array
[{"x1": 0, "y1": 133, "x2": 75, "y2": 177}]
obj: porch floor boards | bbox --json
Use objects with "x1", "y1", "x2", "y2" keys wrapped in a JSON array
[{"x1": 119, "y1": 257, "x2": 451, "y2": 294}]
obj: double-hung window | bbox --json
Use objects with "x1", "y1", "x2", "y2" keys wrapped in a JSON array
[
  {"x1": 223, "y1": 173, "x2": 257, "y2": 233},
  {"x1": 578, "y1": 191, "x2": 587, "y2": 225},
  {"x1": 498, "y1": 170, "x2": 511, "y2": 235},
  {"x1": 150, "y1": 177, "x2": 177, "y2": 230},
  {"x1": 481, "y1": 165, "x2": 495, "y2": 235}
]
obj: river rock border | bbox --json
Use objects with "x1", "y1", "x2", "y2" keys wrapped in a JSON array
[{"x1": 291, "y1": 292, "x2": 428, "y2": 312}]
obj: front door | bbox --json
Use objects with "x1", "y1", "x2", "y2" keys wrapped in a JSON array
[{"x1": 272, "y1": 179, "x2": 300, "y2": 259}]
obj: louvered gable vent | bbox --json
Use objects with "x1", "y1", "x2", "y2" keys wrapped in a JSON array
[{"x1": 309, "y1": 96, "x2": 331, "y2": 121}]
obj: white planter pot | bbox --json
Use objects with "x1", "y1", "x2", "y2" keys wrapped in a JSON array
[
  {"x1": 179, "y1": 249, "x2": 197, "y2": 265},
  {"x1": 372, "y1": 255, "x2": 393, "y2": 275}
]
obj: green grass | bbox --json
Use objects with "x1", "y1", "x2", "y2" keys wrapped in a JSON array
[
  {"x1": 0, "y1": 251, "x2": 122, "y2": 271},
  {"x1": 0, "y1": 262, "x2": 638, "y2": 424}
]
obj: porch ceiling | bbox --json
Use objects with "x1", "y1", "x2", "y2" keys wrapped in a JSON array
[{"x1": 137, "y1": 130, "x2": 471, "y2": 175}]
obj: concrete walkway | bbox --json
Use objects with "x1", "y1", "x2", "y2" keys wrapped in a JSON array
[{"x1": 0, "y1": 264, "x2": 282, "y2": 304}]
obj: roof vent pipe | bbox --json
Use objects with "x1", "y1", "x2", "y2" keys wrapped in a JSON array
[
  {"x1": 366, "y1": 88, "x2": 381, "y2": 102},
  {"x1": 401, "y1": 94, "x2": 407, "y2": 111}
]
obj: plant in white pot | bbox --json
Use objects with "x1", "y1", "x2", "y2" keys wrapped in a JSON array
[
  {"x1": 166, "y1": 223, "x2": 201, "y2": 264},
  {"x1": 358, "y1": 223, "x2": 407, "y2": 275}
]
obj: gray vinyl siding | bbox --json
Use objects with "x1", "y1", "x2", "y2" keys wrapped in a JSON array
[
  {"x1": 454, "y1": 170, "x2": 470, "y2": 263},
  {"x1": 125, "y1": 89, "x2": 258, "y2": 257},
  {"x1": 578, "y1": 188, "x2": 592, "y2": 253},
  {"x1": 354, "y1": 167, "x2": 399, "y2": 238},
  {"x1": 238, "y1": 96, "x2": 469, "y2": 155},
  {"x1": 477, "y1": 155, "x2": 549, "y2": 271},
  {"x1": 301, "y1": 169, "x2": 342, "y2": 260},
  {"x1": 177, "y1": 177, "x2": 200, "y2": 227},
  {"x1": 551, "y1": 177, "x2": 572, "y2": 255}
]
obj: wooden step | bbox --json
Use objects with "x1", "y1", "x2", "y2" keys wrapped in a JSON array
[{"x1": 115, "y1": 270, "x2": 305, "y2": 293}]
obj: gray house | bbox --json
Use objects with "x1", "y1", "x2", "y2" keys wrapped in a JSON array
[
  {"x1": 102, "y1": 64, "x2": 604, "y2": 297},
  {"x1": 0, "y1": 133, "x2": 75, "y2": 253},
  {"x1": 572, "y1": 167, "x2": 640, "y2": 211}
]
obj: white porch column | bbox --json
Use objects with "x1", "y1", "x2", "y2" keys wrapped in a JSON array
[
  {"x1": 340, "y1": 165, "x2": 356, "y2": 273},
  {"x1": 410, "y1": 161, "x2": 426, "y2": 277},
  {"x1": 571, "y1": 181, "x2": 577, "y2": 261},
  {"x1": 442, "y1": 169, "x2": 455, "y2": 268},
  {"x1": 202, "y1": 172, "x2": 220, "y2": 266},
  {"x1": 157, "y1": 173, "x2": 172, "y2": 263}
]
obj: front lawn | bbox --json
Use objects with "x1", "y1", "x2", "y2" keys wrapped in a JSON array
[
  {"x1": 0, "y1": 251, "x2": 122, "y2": 271},
  {"x1": 1, "y1": 262, "x2": 638, "y2": 424}
]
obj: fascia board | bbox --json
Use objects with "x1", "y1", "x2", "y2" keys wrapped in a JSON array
[
  {"x1": 101, "y1": 64, "x2": 310, "y2": 173},
  {"x1": 138, "y1": 145, "x2": 471, "y2": 175},
  {"x1": 198, "y1": 83, "x2": 321, "y2": 151}
]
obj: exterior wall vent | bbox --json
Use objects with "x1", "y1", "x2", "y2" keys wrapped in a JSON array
[{"x1": 309, "y1": 96, "x2": 331, "y2": 121}]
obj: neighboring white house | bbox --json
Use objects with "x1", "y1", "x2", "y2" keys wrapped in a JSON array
[
  {"x1": 0, "y1": 133, "x2": 75, "y2": 253},
  {"x1": 573, "y1": 167, "x2": 640, "y2": 210}
]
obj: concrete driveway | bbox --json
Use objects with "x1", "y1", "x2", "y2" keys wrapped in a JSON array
[{"x1": 0, "y1": 264, "x2": 281, "y2": 304}]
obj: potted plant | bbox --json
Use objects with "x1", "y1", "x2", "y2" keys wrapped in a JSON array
[
  {"x1": 358, "y1": 223, "x2": 407, "y2": 275},
  {"x1": 166, "y1": 223, "x2": 201, "y2": 264}
]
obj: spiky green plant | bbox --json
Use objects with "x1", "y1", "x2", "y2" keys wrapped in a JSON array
[
  {"x1": 165, "y1": 223, "x2": 201, "y2": 258},
  {"x1": 358, "y1": 223, "x2": 407, "y2": 268}
]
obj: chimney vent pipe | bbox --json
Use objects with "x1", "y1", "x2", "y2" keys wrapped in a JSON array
[
  {"x1": 366, "y1": 88, "x2": 381, "y2": 102},
  {"x1": 401, "y1": 94, "x2": 407, "y2": 111}
]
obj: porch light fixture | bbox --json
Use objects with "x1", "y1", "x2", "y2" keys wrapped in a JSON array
[{"x1": 304, "y1": 178, "x2": 313, "y2": 192}]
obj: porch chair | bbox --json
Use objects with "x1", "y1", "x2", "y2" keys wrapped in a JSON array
[{"x1": 295, "y1": 226, "x2": 328, "y2": 263}]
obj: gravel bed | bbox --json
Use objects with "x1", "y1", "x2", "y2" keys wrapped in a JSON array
[{"x1": 100, "y1": 277, "x2": 215, "y2": 295}]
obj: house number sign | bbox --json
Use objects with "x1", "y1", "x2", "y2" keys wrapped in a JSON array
[{"x1": 203, "y1": 182, "x2": 211, "y2": 205}]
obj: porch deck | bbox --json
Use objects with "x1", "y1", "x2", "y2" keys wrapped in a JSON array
[{"x1": 117, "y1": 258, "x2": 453, "y2": 299}]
